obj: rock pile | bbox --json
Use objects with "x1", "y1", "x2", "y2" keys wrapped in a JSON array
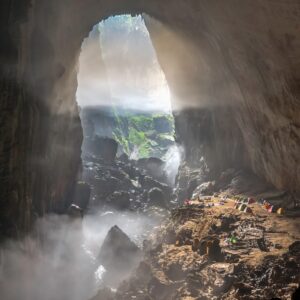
[{"x1": 82, "y1": 150, "x2": 173, "y2": 212}]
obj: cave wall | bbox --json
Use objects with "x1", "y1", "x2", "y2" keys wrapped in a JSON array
[
  {"x1": 144, "y1": 5, "x2": 300, "y2": 190},
  {"x1": 1, "y1": 0, "x2": 300, "y2": 237}
]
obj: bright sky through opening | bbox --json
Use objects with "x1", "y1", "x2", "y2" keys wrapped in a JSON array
[{"x1": 77, "y1": 15, "x2": 172, "y2": 112}]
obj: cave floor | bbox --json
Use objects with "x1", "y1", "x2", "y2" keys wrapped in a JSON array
[{"x1": 111, "y1": 194, "x2": 300, "y2": 300}]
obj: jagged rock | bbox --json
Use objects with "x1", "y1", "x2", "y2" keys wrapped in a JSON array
[
  {"x1": 99, "y1": 225, "x2": 142, "y2": 286},
  {"x1": 107, "y1": 191, "x2": 131, "y2": 210},
  {"x1": 99, "y1": 225, "x2": 142, "y2": 270},
  {"x1": 148, "y1": 187, "x2": 166, "y2": 208}
]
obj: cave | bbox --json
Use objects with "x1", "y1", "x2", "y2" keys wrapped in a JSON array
[{"x1": 1, "y1": 1, "x2": 300, "y2": 299}]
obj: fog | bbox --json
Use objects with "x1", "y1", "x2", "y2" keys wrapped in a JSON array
[
  {"x1": 0, "y1": 210, "x2": 161, "y2": 300},
  {"x1": 164, "y1": 145, "x2": 184, "y2": 186},
  {"x1": 76, "y1": 15, "x2": 172, "y2": 113}
]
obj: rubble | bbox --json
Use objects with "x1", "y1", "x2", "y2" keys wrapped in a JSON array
[{"x1": 109, "y1": 191, "x2": 300, "y2": 300}]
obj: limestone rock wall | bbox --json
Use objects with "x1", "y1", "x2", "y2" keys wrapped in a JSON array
[
  {"x1": 144, "y1": 2, "x2": 300, "y2": 192},
  {"x1": 1, "y1": 0, "x2": 300, "y2": 237}
]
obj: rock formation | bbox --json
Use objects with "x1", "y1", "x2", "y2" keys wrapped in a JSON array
[{"x1": 98, "y1": 225, "x2": 142, "y2": 286}]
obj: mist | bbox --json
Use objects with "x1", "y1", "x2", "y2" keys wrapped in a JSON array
[
  {"x1": 164, "y1": 145, "x2": 184, "y2": 186},
  {"x1": 76, "y1": 15, "x2": 172, "y2": 113},
  {"x1": 0, "y1": 210, "x2": 161, "y2": 300}
]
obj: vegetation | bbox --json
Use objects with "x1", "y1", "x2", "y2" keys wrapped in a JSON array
[{"x1": 111, "y1": 109, "x2": 175, "y2": 159}]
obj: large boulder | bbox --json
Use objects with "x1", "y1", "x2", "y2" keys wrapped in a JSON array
[
  {"x1": 93, "y1": 136, "x2": 118, "y2": 163},
  {"x1": 98, "y1": 226, "x2": 142, "y2": 286}
]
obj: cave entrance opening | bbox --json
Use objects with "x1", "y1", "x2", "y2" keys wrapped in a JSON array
[
  {"x1": 73, "y1": 15, "x2": 182, "y2": 289},
  {"x1": 76, "y1": 14, "x2": 181, "y2": 186}
]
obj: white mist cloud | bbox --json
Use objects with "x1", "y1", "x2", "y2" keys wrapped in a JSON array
[
  {"x1": 0, "y1": 210, "x2": 162, "y2": 300},
  {"x1": 164, "y1": 145, "x2": 184, "y2": 186}
]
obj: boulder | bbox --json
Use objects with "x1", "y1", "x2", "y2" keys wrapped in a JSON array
[
  {"x1": 148, "y1": 187, "x2": 166, "y2": 208},
  {"x1": 140, "y1": 176, "x2": 172, "y2": 201},
  {"x1": 107, "y1": 191, "x2": 131, "y2": 210},
  {"x1": 98, "y1": 226, "x2": 142, "y2": 286},
  {"x1": 137, "y1": 157, "x2": 167, "y2": 182}
]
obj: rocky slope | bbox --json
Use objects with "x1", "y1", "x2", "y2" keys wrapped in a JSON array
[
  {"x1": 91, "y1": 170, "x2": 300, "y2": 300},
  {"x1": 81, "y1": 106, "x2": 175, "y2": 159},
  {"x1": 114, "y1": 199, "x2": 300, "y2": 300}
]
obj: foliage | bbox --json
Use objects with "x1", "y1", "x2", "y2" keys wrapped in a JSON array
[{"x1": 111, "y1": 108, "x2": 175, "y2": 158}]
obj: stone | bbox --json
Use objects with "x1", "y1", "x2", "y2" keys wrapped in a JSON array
[
  {"x1": 107, "y1": 191, "x2": 131, "y2": 210},
  {"x1": 148, "y1": 187, "x2": 166, "y2": 208},
  {"x1": 98, "y1": 225, "x2": 142, "y2": 286}
]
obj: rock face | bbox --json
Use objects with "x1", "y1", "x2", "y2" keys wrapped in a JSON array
[
  {"x1": 1, "y1": 1, "x2": 300, "y2": 237},
  {"x1": 148, "y1": 187, "x2": 166, "y2": 208},
  {"x1": 98, "y1": 225, "x2": 142, "y2": 286},
  {"x1": 92, "y1": 137, "x2": 118, "y2": 163},
  {"x1": 72, "y1": 181, "x2": 91, "y2": 209}
]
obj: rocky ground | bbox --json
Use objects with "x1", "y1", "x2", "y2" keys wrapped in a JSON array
[
  {"x1": 115, "y1": 196, "x2": 300, "y2": 300},
  {"x1": 77, "y1": 135, "x2": 300, "y2": 300},
  {"x1": 88, "y1": 163, "x2": 300, "y2": 300}
]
